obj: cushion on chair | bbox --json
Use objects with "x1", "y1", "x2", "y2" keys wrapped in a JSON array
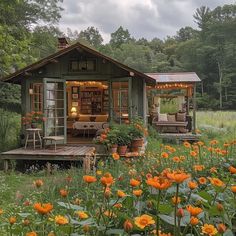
[
  {"x1": 95, "y1": 115, "x2": 108, "y2": 122},
  {"x1": 167, "y1": 114, "x2": 176, "y2": 122},
  {"x1": 158, "y1": 113, "x2": 168, "y2": 122},
  {"x1": 79, "y1": 115, "x2": 90, "y2": 122},
  {"x1": 176, "y1": 112, "x2": 186, "y2": 122}
]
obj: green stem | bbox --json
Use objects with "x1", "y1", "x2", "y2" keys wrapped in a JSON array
[
  {"x1": 174, "y1": 184, "x2": 179, "y2": 236},
  {"x1": 156, "y1": 190, "x2": 162, "y2": 234}
]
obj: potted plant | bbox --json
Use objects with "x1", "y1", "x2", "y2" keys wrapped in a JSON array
[
  {"x1": 129, "y1": 119, "x2": 148, "y2": 152},
  {"x1": 116, "y1": 125, "x2": 131, "y2": 155},
  {"x1": 106, "y1": 127, "x2": 119, "y2": 154},
  {"x1": 22, "y1": 111, "x2": 46, "y2": 129}
]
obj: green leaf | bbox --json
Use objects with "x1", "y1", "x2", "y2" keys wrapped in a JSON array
[
  {"x1": 17, "y1": 213, "x2": 31, "y2": 218},
  {"x1": 159, "y1": 204, "x2": 173, "y2": 214},
  {"x1": 158, "y1": 214, "x2": 187, "y2": 226},
  {"x1": 223, "y1": 230, "x2": 235, "y2": 236},
  {"x1": 57, "y1": 201, "x2": 84, "y2": 210},
  {"x1": 198, "y1": 191, "x2": 213, "y2": 202},
  {"x1": 77, "y1": 218, "x2": 96, "y2": 226},
  {"x1": 106, "y1": 228, "x2": 125, "y2": 235}
]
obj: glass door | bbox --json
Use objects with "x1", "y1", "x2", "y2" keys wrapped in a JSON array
[
  {"x1": 111, "y1": 81, "x2": 129, "y2": 124},
  {"x1": 43, "y1": 78, "x2": 66, "y2": 143}
]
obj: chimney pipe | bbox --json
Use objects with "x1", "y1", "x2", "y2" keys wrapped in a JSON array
[{"x1": 58, "y1": 37, "x2": 69, "y2": 49}]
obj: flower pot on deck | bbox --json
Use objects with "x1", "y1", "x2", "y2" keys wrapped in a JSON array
[
  {"x1": 117, "y1": 145, "x2": 127, "y2": 156},
  {"x1": 131, "y1": 138, "x2": 144, "y2": 152},
  {"x1": 110, "y1": 144, "x2": 118, "y2": 154}
]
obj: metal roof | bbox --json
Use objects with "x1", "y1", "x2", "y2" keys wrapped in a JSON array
[
  {"x1": 145, "y1": 72, "x2": 201, "y2": 83},
  {"x1": 1, "y1": 42, "x2": 156, "y2": 85}
]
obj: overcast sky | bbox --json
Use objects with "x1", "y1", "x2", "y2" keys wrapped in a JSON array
[{"x1": 59, "y1": 0, "x2": 235, "y2": 42}]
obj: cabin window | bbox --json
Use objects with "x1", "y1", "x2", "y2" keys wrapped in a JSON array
[
  {"x1": 69, "y1": 59, "x2": 96, "y2": 72},
  {"x1": 31, "y1": 83, "x2": 43, "y2": 112}
]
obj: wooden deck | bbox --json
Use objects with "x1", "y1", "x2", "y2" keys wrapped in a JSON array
[
  {"x1": 0, "y1": 145, "x2": 96, "y2": 161},
  {"x1": 158, "y1": 132, "x2": 201, "y2": 142}
]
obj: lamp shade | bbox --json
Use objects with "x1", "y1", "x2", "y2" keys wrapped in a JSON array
[{"x1": 71, "y1": 107, "x2": 77, "y2": 112}]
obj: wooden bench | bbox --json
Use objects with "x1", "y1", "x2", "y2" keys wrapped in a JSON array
[
  {"x1": 43, "y1": 136, "x2": 65, "y2": 151},
  {"x1": 154, "y1": 121, "x2": 188, "y2": 133}
]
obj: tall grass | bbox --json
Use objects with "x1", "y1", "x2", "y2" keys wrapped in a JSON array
[
  {"x1": 0, "y1": 109, "x2": 21, "y2": 152},
  {"x1": 197, "y1": 111, "x2": 236, "y2": 141}
]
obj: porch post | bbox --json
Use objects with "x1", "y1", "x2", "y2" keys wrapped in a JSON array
[
  {"x1": 192, "y1": 84, "x2": 197, "y2": 134},
  {"x1": 128, "y1": 78, "x2": 132, "y2": 121},
  {"x1": 108, "y1": 80, "x2": 113, "y2": 123},
  {"x1": 143, "y1": 81, "x2": 147, "y2": 125}
]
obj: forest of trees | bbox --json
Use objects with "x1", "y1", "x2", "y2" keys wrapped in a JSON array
[{"x1": 0, "y1": 1, "x2": 236, "y2": 111}]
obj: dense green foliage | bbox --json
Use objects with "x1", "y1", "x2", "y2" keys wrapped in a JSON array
[{"x1": 0, "y1": 2, "x2": 235, "y2": 110}]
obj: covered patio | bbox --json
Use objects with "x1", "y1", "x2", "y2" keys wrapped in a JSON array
[{"x1": 146, "y1": 72, "x2": 201, "y2": 140}]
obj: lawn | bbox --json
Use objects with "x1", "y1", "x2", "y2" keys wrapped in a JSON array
[{"x1": 0, "y1": 111, "x2": 235, "y2": 235}]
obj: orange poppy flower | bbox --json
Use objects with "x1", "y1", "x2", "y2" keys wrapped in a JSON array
[
  {"x1": 161, "y1": 152, "x2": 169, "y2": 158},
  {"x1": 167, "y1": 171, "x2": 190, "y2": 184},
  {"x1": 173, "y1": 156, "x2": 181, "y2": 163},
  {"x1": 198, "y1": 177, "x2": 207, "y2": 185},
  {"x1": 76, "y1": 211, "x2": 89, "y2": 219},
  {"x1": 134, "y1": 214, "x2": 155, "y2": 229},
  {"x1": 146, "y1": 177, "x2": 171, "y2": 190},
  {"x1": 112, "y1": 153, "x2": 120, "y2": 160},
  {"x1": 188, "y1": 181, "x2": 198, "y2": 190},
  {"x1": 210, "y1": 167, "x2": 217, "y2": 173},
  {"x1": 208, "y1": 177, "x2": 225, "y2": 188},
  {"x1": 9, "y1": 216, "x2": 16, "y2": 224},
  {"x1": 186, "y1": 205, "x2": 203, "y2": 216},
  {"x1": 190, "y1": 217, "x2": 199, "y2": 225},
  {"x1": 201, "y1": 224, "x2": 218, "y2": 236},
  {"x1": 194, "y1": 165, "x2": 205, "y2": 171},
  {"x1": 101, "y1": 173, "x2": 114, "y2": 187},
  {"x1": 113, "y1": 203, "x2": 122, "y2": 209},
  {"x1": 210, "y1": 140, "x2": 218, "y2": 145},
  {"x1": 33, "y1": 179, "x2": 43, "y2": 188},
  {"x1": 229, "y1": 166, "x2": 236, "y2": 174},
  {"x1": 130, "y1": 178, "x2": 141, "y2": 187},
  {"x1": 26, "y1": 232, "x2": 37, "y2": 236},
  {"x1": 171, "y1": 196, "x2": 181, "y2": 205},
  {"x1": 34, "y1": 203, "x2": 53, "y2": 215},
  {"x1": 83, "y1": 175, "x2": 97, "y2": 184},
  {"x1": 59, "y1": 189, "x2": 68, "y2": 198},
  {"x1": 183, "y1": 141, "x2": 191, "y2": 148},
  {"x1": 231, "y1": 186, "x2": 236, "y2": 193},
  {"x1": 117, "y1": 190, "x2": 126, "y2": 198},
  {"x1": 55, "y1": 215, "x2": 68, "y2": 225},
  {"x1": 133, "y1": 189, "x2": 143, "y2": 197},
  {"x1": 190, "y1": 151, "x2": 197, "y2": 157}
]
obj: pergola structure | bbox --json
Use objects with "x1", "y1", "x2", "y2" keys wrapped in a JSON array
[{"x1": 146, "y1": 72, "x2": 201, "y2": 136}]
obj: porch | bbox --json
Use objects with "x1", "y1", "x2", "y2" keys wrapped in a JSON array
[{"x1": 0, "y1": 145, "x2": 97, "y2": 172}]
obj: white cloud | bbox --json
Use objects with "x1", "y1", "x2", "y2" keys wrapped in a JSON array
[{"x1": 59, "y1": 0, "x2": 235, "y2": 42}]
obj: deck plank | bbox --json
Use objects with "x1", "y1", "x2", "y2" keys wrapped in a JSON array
[{"x1": 0, "y1": 145, "x2": 96, "y2": 161}]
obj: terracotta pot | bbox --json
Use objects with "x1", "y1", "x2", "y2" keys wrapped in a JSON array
[
  {"x1": 117, "y1": 145, "x2": 127, "y2": 155},
  {"x1": 131, "y1": 138, "x2": 144, "y2": 152},
  {"x1": 110, "y1": 145, "x2": 118, "y2": 154}
]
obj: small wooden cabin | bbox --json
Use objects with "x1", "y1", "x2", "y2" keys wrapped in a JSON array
[{"x1": 1, "y1": 40, "x2": 155, "y2": 144}]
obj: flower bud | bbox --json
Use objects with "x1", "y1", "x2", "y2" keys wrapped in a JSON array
[
  {"x1": 217, "y1": 202, "x2": 224, "y2": 212},
  {"x1": 177, "y1": 208, "x2": 184, "y2": 218},
  {"x1": 83, "y1": 224, "x2": 90, "y2": 233},
  {"x1": 123, "y1": 219, "x2": 133, "y2": 232},
  {"x1": 217, "y1": 223, "x2": 226, "y2": 234}
]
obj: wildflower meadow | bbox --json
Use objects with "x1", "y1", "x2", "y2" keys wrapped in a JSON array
[{"x1": 0, "y1": 138, "x2": 236, "y2": 236}]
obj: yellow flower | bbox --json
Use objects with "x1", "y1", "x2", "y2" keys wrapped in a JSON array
[
  {"x1": 96, "y1": 170, "x2": 102, "y2": 175},
  {"x1": 76, "y1": 211, "x2": 89, "y2": 219},
  {"x1": 55, "y1": 215, "x2": 68, "y2": 225},
  {"x1": 117, "y1": 190, "x2": 126, "y2": 198},
  {"x1": 202, "y1": 224, "x2": 218, "y2": 236},
  {"x1": 134, "y1": 214, "x2": 155, "y2": 229}
]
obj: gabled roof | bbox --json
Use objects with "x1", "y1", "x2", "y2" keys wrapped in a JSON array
[
  {"x1": 145, "y1": 72, "x2": 201, "y2": 83},
  {"x1": 1, "y1": 41, "x2": 155, "y2": 85}
]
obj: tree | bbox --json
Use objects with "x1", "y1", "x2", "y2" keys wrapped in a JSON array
[
  {"x1": 176, "y1": 27, "x2": 198, "y2": 42},
  {"x1": 78, "y1": 27, "x2": 103, "y2": 48},
  {"x1": 110, "y1": 26, "x2": 133, "y2": 48}
]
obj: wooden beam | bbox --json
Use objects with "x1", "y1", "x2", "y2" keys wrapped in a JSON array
[
  {"x1": 192, "y1": 84, "x2": 197, "y2": 134},
  {"x1": 49, "y1": 59, "x2": 59, "y2": 63}
]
